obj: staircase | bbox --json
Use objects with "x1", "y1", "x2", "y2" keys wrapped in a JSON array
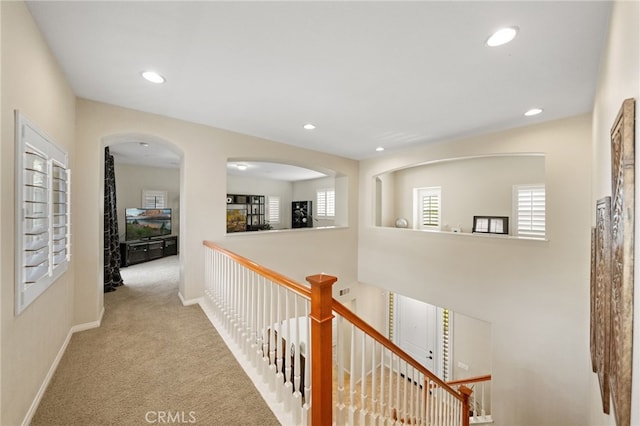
[{"x1": 203, "y1": 241, "x2": 492, "y2": 425}]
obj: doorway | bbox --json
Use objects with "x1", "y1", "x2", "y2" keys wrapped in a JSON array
[
  {"x1": 103, "y1": 134, "x2": 183, "y2": 294},
  {"x1": 393, "y1": 294, "x2": 450, "y2": 380}
]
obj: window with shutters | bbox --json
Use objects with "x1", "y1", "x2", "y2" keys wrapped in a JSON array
[
  {"x1": 15, "y1": 112, "x2": 71, "y2": 315},
  {"x1": 514, "y1": 184, "x2": 546, "y2": 238},
  {"x1": 268, "y1": 195, "x2": 280, "y2": 224},
  {"x1": 415, "y1": 187, "x2": 441, "y2": 230},
  {"x1": 317, "y1": 188, "x2": 335, "y2": 218},
  {"x1": 142, "y1": 189, "x2": 167, "y2": 208}
]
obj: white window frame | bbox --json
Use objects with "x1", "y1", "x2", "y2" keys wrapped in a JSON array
[
  {"x1": 414, "y1": 187, "x2": 442, "y2": 230},
  {"x1": 514, "y1": 184, "x2": 546, "y2": 238},
  {"x1": 267, "y1": 195, "x2": 280, "y2": 224},
  {"x1": 142, "y1": 189, "x2": 168, "y2": 208},
  {"x1": 15, "y1": 111, "x2": 71, "y2": 315},
  {"x1": 317, "y1": 188, "x2": 335, "y2": 218}
]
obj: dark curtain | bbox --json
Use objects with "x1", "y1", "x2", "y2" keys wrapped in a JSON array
[{"x1": 104, "y1": 147, "x2": 123, "y2": 292}]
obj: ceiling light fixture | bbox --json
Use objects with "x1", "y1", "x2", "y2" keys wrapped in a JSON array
[
  {"x1": 141, "y1": 71, "x2": 165, "y2": 84},
  {"x1": 524, "y1": 108, "x2": 543, "y2": 117},
  {"x1": 303, "y1": 123, "x2": 316, "y2": 130},
  {"x1": 139, "y1": 142, "x2": 149, "y2": 147},
  {"x1": 236, "y1": 164, "x2": 248, "y2": 171},
  {"x1": 486, "y1": 27, "x2": 519, "y2": 47},
  {"x1": 376, "y1": 147, "x2": 385, "y2": 152}
]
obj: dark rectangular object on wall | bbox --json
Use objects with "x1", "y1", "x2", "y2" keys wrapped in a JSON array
[
  {"x1": 292, "y1": 201, "x2": 313, "y2": 228},
  {"x1": 472, "y1": 216, "x2": 509, "y2": 235}
]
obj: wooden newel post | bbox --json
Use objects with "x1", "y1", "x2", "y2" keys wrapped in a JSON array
[
  {"x1": 458, "y1": 385, "x2": 472, "y2": 426},
  {"x1": 306, "y1": 273, "x2": 337, "y2": 426}
]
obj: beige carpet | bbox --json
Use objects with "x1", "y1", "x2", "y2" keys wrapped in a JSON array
[{"x1": 31, "y1": 256, "x2": 280, "y2": 426}]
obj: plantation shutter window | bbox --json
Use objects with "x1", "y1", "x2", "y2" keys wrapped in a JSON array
[
  {"x1": 268, "y1": 196, "x2": 280, "y2": 224},
  {"x1": 515, "y1": 185, "x2": 546, "y2": 238},
  {"x1": 415, "y1": 187, "x2": 442, "y2": 230},
  {"x1": 142, "y1": 189, "x2": 167, "y2": 208},
  {"x1": 317, "y1": 189, "x2": 335, "y2": 218},
  {"x1": 16, "y1": 111, "x2": 71, "y2": 314}
]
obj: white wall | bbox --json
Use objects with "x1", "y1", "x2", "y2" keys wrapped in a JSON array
[
  {"x1": 359, "y1": 114, "x2": 592, "y2": 426},
  {"x1": 1, "y1": 2, "x2": 77, "y2": 424},
  {"x1": 114, "y1": 163, "x2": 180, "y2": 240},
  {"x1": 590, "y1": 1, "x2": 640, "y2": 425},
  {"x1": 451, "y1": 312, "x2": 491, "y2": 381}
]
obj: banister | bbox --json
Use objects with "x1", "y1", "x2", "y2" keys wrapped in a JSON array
[
  {"x1": 203, "y1": 241, "x2": 311, "y2": 298},
  {"x1": 331, "y1": 298, "x2": 463, "y2": 401},
  {"x1": 447, "y1": 374, "x2": 492, "y2": 387},
  {"x1": 307, "y1": 274, "x2": 337, "y2": 426},
  {"x1": 204, "y1": 241, "x2": 472, "y2": 424}
]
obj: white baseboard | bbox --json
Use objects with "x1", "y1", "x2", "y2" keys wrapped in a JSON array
[
  {"x1": 22, "y1": 313, "x2": 104, "y2": 426},
  {"x1": 72, "y1": 307, "x2": 104, "y2": 333},
  {"x1": 178, "y1": 291, "x2": 203, "y2": 307}
]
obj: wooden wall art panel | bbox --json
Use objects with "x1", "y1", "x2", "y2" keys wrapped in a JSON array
[
  {"x1": 609, "y1": 98, "x2": 635, "y2": 426},
  {"x1": 593, "y1": 197, "x2": 612, "y2": 413}
]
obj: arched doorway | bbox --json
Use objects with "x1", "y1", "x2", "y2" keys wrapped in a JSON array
[{"x1": 102, "y1": 133, "x2": 184, "y2": 295}]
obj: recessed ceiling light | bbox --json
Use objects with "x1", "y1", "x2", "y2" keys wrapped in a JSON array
[
  {"x1": 303, "y1": 123, "x2": 316, "y2": 130},
  {"x1": 376, "y1": 147, "x2": 385, "y2": 152},
  {"x1": 141, "y1": 71, "x2": 165, "y2": 84},
  {"x1": 236, "y1": 164, "x2": 248, "y2": 171},
  {"x1": 486, "y1": 27, "x2": 519, "y2": 47},
  {"x1": 524, "y1": 108, "x2": 543, "y2": 117}
]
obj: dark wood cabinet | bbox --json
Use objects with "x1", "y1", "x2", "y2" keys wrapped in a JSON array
[
  {"x1": 226, "y1": 194, "x2": 266, "y2": 232},
  {"x1": 292, "y1": 200, "x2": 312, "y2": 228},
  {"x1": 120, "y1": 235, "x2": 178, "y2": 267}
]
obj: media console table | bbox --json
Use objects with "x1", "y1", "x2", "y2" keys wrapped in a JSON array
[{"x1": 119, "y1": 235, "x2": 178, "y2": 267}]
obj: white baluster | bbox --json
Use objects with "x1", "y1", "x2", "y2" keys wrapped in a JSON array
[
  {"x1": 388, "y1": 353, "x2": 394, "y2": 425},
  {"x1": 302, "y1": 303, "x2": 311, "y2": 425},
  {"x1": 283, "y1": 292, "x2": 293, "y2": 413},
  {"x1": 261, "y1": 277, "x2": 270, "y2": 379},
  {"x1": 252, "y1": 272, "x2": 261, "y2": 370},
  {"x1": 268, "y1": 281, "x2": 278, "y2": 391},
  {"x1": 360, "y1": 330, "x2": 368, "y2": 425},
  {"x1": 377, "y1": 345, "x2": 385, "y2": 425},
  {"x1": 291, "y1": 294, "x2": 303, "y2": 425},
  {"x1": 370, "y1": 341, "x2": 378, "y2": 425},
  {"x1": 349, "y1": 323, "x2": 357, "y2": 425},
  {"x1": 275, "y1": 286, "x2": 284, "y2": 402}
]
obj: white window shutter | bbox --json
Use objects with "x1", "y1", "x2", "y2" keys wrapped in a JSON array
[
  {"x1": 142, "y1": 190, "x2": 167, "y2": 208},
  {"x1": 516, "y1": 185, "x2": 546, "y2": 238},
  {"x1": 15, "y1": 111, "x2": 70, "y2": 314},
  {"x1": 268, "y1": 196, "x2": 280, "y2": 224},
  {"x1": 415, "y1": 187, "x2": 441, "y2": 229}
]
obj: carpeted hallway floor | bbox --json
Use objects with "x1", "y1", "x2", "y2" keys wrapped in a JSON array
[{"x1": 31, "y1": 256, "x2": 280, "y2": 425}]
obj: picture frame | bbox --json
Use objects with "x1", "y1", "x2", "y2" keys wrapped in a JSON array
[
  {"x1": 608, "y1": 98, "x2": 635, "y2": 426},
  {"x1": 472, "y1": 216, "x2": 509, "y2": 235},
  {"x1": 592, "y1": 197, "x2": 611, "y2": 413}
]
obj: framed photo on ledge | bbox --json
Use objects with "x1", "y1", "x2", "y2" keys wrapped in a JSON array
[{"x1": 472, "y1": 216, "x2": 509, "y2": 235}]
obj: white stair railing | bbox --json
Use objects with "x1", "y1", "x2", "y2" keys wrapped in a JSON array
[
  {"x1": 447, "y1": 375, "x2": 493, "y2": 424},
  {"x1": 203, "y1": 242, "x2": 312, "y2": 425},
  {"x1": 203, "y1": 241, "x2": 474, "y2": 426}
]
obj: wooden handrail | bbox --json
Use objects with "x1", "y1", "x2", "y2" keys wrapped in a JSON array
[
  {"x1": 447, "y1": 374, "x2": 492, "y2": 387},
  {"x1": 203, "y1": 241, "x2": 311, "y2": 298}
]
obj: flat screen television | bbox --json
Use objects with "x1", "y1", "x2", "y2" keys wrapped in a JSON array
[{"x1": 125, "y1": 208, "x2": 172, "y2": 240}]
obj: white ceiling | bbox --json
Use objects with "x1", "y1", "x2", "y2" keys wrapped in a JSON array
[{"x1": 28, "y1": 1, "x2": 611, "y2": 167}]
